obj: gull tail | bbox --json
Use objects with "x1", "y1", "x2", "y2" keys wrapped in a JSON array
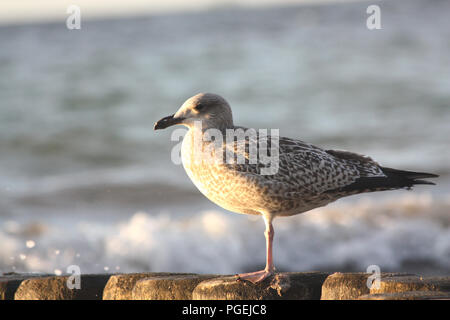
[
  {"x1": 337, "y1": 167, "x2": 439, "y2": 193},
  {"x1": 381, "y1": 167, "x2": 439, "y2": 186}
]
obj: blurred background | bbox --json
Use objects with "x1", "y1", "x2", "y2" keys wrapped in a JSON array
[{"x1": 0, "y1": 0, "x2": 449, "y2": 276}]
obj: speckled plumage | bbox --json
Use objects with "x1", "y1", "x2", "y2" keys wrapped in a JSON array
[{"x1": 181, "y1": 127, "x2": 386, "y2": 218}]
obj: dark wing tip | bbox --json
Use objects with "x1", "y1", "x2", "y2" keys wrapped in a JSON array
[
  {"x1": 381, "y1": 167, "x2": 439, "y2": 180},
  {"x1": 327, "y1": 167, "x2": 438, "y2": 195}
]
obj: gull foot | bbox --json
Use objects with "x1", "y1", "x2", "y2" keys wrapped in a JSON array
[{"x1": 236, "y1": 270, "x2": 273, "y2": 284}]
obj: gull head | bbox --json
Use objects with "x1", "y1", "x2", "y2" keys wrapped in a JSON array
[{"x1": 154, "y1": 93, "x2": 233, "y2": 131}]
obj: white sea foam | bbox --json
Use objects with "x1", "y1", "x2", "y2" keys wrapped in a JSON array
[{"x1": 1, "y1": 192, "x2": 449, "y2": 275}]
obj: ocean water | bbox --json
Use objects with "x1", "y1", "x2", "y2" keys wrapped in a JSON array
[{"x1": 0, "y1": 0, "x2": 449, "y2": 276}]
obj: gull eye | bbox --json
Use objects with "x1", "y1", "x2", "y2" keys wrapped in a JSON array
[{"x1": 194, "y1": 103, "x2": 205, "y2": 111}]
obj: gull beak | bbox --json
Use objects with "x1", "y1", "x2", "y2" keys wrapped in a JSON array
[{"x1": 154, "y1": 114, "x2": 185, "y2": 130}]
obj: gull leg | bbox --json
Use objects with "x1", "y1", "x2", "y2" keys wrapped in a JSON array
[{"x1": 237, "y1": 214, "x2": 275, "y2": 283}]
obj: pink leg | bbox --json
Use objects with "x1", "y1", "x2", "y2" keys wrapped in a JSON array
[{"x1": 237, "y1": 215, "x2": 275, "y2": 283}]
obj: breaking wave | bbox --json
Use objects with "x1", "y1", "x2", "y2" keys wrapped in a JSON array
[{"x1": 1, "y1": 192, "x2": 449, "y2": 276}]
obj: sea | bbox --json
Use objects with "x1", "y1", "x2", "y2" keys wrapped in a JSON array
[{"x1": 0, "y1": 0, "x2": 449, "y2": 276}]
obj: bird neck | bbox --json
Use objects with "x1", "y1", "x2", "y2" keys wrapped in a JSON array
[{"x1": 189, "y1": 118, "x2": 234, "y2": 135}]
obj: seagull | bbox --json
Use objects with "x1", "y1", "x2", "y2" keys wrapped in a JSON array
[{"x1": 154, "y1": 93, "x2": 438, "y2": 283}]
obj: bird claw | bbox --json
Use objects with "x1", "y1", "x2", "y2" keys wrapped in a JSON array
[{"x1": 236, "y1": 270, "x2": 273, "y2": 284}]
